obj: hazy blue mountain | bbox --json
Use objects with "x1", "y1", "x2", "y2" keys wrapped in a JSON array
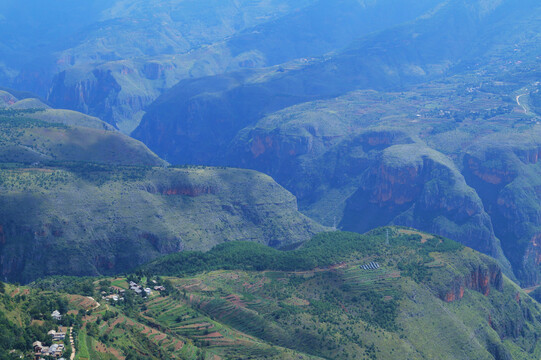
[
  {"x1": 2, "y1": 0, "x2": 541, "y2": 286},
  {"x1": 132, "y1": 0, "x2": 541, "y2": 284},
  {"x1": 1, "y1": 0, "x2": 316, "y2": 131},
  {"x1": 1, "y1": 0, "x2": 444, "y2": 132},
  {"x1": 135, "y1": 0, "x2": 540, "y2": 163}
]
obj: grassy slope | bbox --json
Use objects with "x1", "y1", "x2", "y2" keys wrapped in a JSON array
[
  {"x1": 0, "y1": 108, "x2": 163, "y2": 166},
  {"x1": 0, "y1": 164, "x2": 324, "y2": 282},
  {"x1": 137, "y1": 229, "x2": 541, "y2": 360},
  {"x1": 17, "y1": 227, "x2": 539, "y2": 359},
  {"x1": 0, "y1": 104, "x2": 324, "y2": 284}
]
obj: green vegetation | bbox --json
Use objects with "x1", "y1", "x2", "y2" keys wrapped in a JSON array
[
  {"x1": 0, "y1": 283, "x2": 84, "y2": 359},
  {"x1": 75, "y1": 330, "x2": 90, "y2": 360},
  {"x1": 1, "y1": 227, "x2": 540, "y2": 359},
  {"x1": 102, "y1": 228, "x2": 541, "y2": 358},
  {"x1": 142, "y1": 229, "x2": 462, "y2": 277},
  {"x1": 0, "y1": 101, "x2": 324, "y2": 284},
  {"x1": 32, "y1": 277, "x2": 96, "y2": 296}
]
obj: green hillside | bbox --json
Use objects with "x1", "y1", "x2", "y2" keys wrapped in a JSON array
[
  {"x1": 128, "y1": 229, "x2": 541, "y2": 359},
  {"x1": 5, "y1": 227, "x2": 540, "y2": 359},
  {"x1": 0, "y1": 108, "x2": 160, "y2": 166},
  {"x1": 0, "y1": 94, "x2": 324, "y2": 284}
]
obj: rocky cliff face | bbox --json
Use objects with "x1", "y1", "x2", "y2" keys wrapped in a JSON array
[
  {"x1": 227, "y1": 121, "x2": 518, "y2": 278},
  {"x1": 0, "y1": 101, "x2": 325, "y2": 284},
  {"x1": 463, "y1": 134, "x2": 541, "y2": 286},
  {"x1": 0, "y1": 167, "x2": 325, "y2": 284},
  {"x1": 440, "y1": 263, "x2": 503, "y2": 302},
  {"x1": 340, "y1": 144, "x2": 510, "y2": 271}
]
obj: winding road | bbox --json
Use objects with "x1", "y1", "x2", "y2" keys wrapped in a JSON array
[{"x1": 516, "y1": 93, "x2": 529, "y2": 113}]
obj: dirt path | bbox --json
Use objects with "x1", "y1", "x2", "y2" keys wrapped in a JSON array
[
  {"x1": 69, "y1": 327, "x2": 76, "y2": 360},
  {"x1": 88, "y1": 296, "x2": 101, "y2": 310}
]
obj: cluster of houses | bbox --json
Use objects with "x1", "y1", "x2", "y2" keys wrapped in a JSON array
[
  {"x1": 101, "y1": 280, "x2": 166, "y2": 302},
  {"x1": 32, "y1": 328, "x2": 66, "y2": 359},
  {"x1": 360, "y1": 262, "x2": 380, "y2": 270},
  {"x1": 101, "y1": 288, "x2": 126, "y2": 302},
  {"x1": 129, "y1": 281, "x2": 153, "y2": 296},
  {"x1": 151, "y1": 279, "x2": 166, "y2": 292}
]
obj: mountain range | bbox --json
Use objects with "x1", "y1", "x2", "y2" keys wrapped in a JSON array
[
  {"x1": 129, "y1": 0, "x2": 541, "y2": 286},
  {"x1": 1, "y1": 1, "x2": 541, "y2": 359},
  {"x1": 0, "y1": 93, "x2": 323, "y2": 284}
]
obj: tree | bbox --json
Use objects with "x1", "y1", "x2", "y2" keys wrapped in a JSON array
[{"x1": 0, "y1": 282, "x2": 4, "y2": 294}]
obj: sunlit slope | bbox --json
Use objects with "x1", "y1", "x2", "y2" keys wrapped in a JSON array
[
  {"x1": 0, "y1": 99, "x2": 324, "y2": 284},
  {"x1": 136, "y1": 228, "x2": 541, "y2": 359}
]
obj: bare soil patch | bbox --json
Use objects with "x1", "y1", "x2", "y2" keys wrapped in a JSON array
[{"x1": 398, "y1": 229, "x2": 434, "y2": 243}]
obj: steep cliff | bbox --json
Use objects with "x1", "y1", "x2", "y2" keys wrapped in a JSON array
[
  {"x1": 338, "y1": 144, "x2": 511, "y2": 273},
  {"x1": 0, "y1": 99, "x2": 324, "y2": 283},
  {"x1": 226, "y1": 109, "x2": 515, "y2": 276},
  {"x1": 0, "y1": 166, "x2": 324, "y2": 284},
  {"x1": 463, "y1": 131, "x2": 541, "y2": 286}
]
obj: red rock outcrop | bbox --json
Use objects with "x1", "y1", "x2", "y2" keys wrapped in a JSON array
[
  {"x1": 513, "y1": 145, "x2": 541, "y2": 165},
  {"x1": 442, "y1": 264, "x2": 503, "y2": 302},
  {"x1": 464, "y1": 155, "x2": 516, "y2": 185},
  {"x1": 368, "y1": 163, "x2": 421, "y2": 205},
  {"x1": 249, "y1": 133, "x2": 315, "y2": 160}
]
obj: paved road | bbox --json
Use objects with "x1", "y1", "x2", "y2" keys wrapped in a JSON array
[{"x1": 516, "y1": 93, "x2": 528, "y2": 112}]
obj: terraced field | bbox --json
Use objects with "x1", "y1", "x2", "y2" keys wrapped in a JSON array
[
  {"x1": 340, "y1": 265, "x2": 401, "y2": 294},
  {"x1": 27, "y1": 229, "x2": 539, "y2": 359},
  {"x1": 142, "y1": 295, "x2": 291, "y2": 359},
  {"x1": 77, "y1": 308, "x2": 194, "y2": 359}
]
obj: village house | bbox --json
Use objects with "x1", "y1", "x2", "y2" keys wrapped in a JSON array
[
  {"x1": 51, "y1": 310, "x2": 62, "y2": 321},
  {"x1": 129, "y1": 281, "x2": 152, "y2": 296},
  {"x1": 33, "y1": 341, "x2": 43, "y2": 353},
  {"x1": 33, "y1": 341, "x2": 65, "y2": 359},
  {"x1": 103, "y1": 294, "x2": 124, "y2": 302},
  {"x1": 154, "y1": 285, "x2": 166, "y2": 291},
  {"x1": 48, "y1": 329, "x2": 66, "y2": 341}
]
